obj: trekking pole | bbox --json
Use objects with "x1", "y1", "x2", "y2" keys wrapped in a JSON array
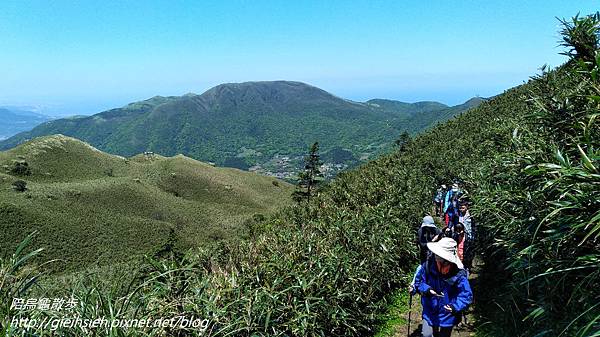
[{"x1": 407, "y1": 291, "x2": 413, "y2": 337}]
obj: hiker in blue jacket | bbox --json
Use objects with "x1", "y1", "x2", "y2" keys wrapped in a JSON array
[
  {"x1": 444, "y1": 197, "x2": 461, "y2": 229},
  {"x1": 433, "y1": 185, "x2": 446, "y2": 216},
  {"x1": 443, "y1": 183, "x2": 460, "y2": 214},
  {"x1": 415, "y1": 237, "x2": 473, "y2": 337},
  {"x1": 443, "y1": 184, "x2": 461, "y2": 226}
]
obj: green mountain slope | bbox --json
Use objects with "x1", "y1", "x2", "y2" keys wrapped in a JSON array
[
  {"x1": 0, "y1": 135, "x2": 293, "y2": 272},
  {"x1": 365, "y1": 99, "x2": 449, "y2": 116},
  {"x1": 4, "y1": 14, "x2": 598, "y2": 337},
  {"x1": 0, "y1": 82, "x2": 481, "y2": 177}
]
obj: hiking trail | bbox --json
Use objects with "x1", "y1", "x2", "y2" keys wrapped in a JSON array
[{"x1": 376, "y1": 259, "x2": 480, "y2": 337}]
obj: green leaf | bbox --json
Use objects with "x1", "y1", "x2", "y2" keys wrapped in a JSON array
[
  {"x1": 578, "y1": 144, "x2": 598, "y2": 173},
  {"x1": 555, "y1": 148, "x2": 569, "y2": 167}
]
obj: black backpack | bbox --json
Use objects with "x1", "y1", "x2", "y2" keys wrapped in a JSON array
[{"x1": 419, "y1": 226, "x2": 440, "y2": 250}]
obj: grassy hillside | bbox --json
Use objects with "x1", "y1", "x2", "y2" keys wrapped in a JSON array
[
  {"x1": 4, "y1": 14, "x2": 598, "y2": 337},
  {"x1": 1, "y1": 87, "x2": 510, "y2": 335},
  {"x1": 0, "y1": 88, "x2": 524, "y2": 337},
  {"x1": 0, "y1": 135, "x2": 293, "y2": 272},
  {"x1": 0, "y1": 82, "x2": 480, "y2": 178}
]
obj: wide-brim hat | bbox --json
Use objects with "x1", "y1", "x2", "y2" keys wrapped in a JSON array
[{"x1": 427, "y1": 238, "x2": 464, "y2": 269}]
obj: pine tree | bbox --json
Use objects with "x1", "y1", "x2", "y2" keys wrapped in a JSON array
[
  {"x1": 394, "y1": 131, "x2": 411, "y2": 151},
  {"x1": 292, "y1": 142, "x2": 323, "y2": 204}
]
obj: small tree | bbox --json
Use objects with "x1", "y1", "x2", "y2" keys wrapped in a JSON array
[
  {"x1": 293, "y1": 142, "x2": 323, "y2": 204},
  {"x1": 394, "y1": 131, "x2": 412, "y2": 152}
]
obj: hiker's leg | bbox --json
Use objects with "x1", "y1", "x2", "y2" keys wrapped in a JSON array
[
  {"x1": 464, "y1": 244, "x2": 473, "y2": 269},
  {"x1": 421, "y1": 319, "x2": 434, "y2": 337},
  {"x1": 436, "y1": 327, "x2": 453, "y2": 337}
]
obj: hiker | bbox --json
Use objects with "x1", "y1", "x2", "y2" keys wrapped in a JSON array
[
  {"x1": 452, "y1": 223, "x2": 466, "y2": 264},
  {"x1": 445, "y1": 197, "x2": 460, "y2": 228},
  {"x1": 414, "y1": 237, "x2": 473, "y2": 337},
  {"x1": 432, "y1": 225, "x2": 452, "y2": 242},
  {"x1": 418, "y1": 216, "x2": 441, "y2": 263},
  {"x1": 459, "y1": 202, "x2": 474, "y2": 270},
  {"x1": 443, "y1": 183, "x2": 460, "y2": 215},
  {"x1": 433, "y1": 185, "x2": 446, "y2": 217},
  {"x1": 433, "y1": 223, "x2": 465, "y2": 264}
]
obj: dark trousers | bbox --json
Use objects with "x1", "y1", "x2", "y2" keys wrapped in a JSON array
[
  {"x1": 433, "y1": 327, "x2": 453, "y2": 337},
  {"x1": 422, "y1": 319, "x2": 454, "y2": 337}
]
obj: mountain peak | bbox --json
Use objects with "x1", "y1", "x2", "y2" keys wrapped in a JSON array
[
  {"x1": 461, "y1": 97, "x2": 487, "y2": 108},
  {"x1": 0, "y1": 81, "x2": 477, "y2": 172},
  {"x1": 15, "y1": 134, "x2": 105, "y2": 156},
  {"x1": 199, "y1": 81, "x2": 339, "y2": 106}
]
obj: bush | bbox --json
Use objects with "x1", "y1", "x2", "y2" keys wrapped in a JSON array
[
  {"x1": 10, "y1": 161, "x2": 31, "y2": 176},
  {"x1": 11, "y1": 180, "x2": 27, "y2": 192}
]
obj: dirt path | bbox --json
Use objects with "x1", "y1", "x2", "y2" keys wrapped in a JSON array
[{"x1": 395, "y1": 302, "x2": 476, "y2": 337}]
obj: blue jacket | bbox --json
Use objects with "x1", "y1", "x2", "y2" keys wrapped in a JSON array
[
  {"x1": 443, "y1": 189, "x2": 461, "y2": 213},
  {"x1": 443, "y1": 190, "x2": 454, "y2": 213},
  {"x1": 415, "y1": 256, "x2": 473, "y2": 327},
  {"x1": 445, "y1": 202, "x2": 460, "y2": 228}
]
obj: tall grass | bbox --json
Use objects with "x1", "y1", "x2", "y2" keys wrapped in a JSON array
[{"x1": 473, "y1": 13, "x2": 600, "y2": 336}]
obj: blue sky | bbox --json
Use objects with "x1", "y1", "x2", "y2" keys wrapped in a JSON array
[{"x1": 0, "y1": 1, "x2": 597, "y2": 116}]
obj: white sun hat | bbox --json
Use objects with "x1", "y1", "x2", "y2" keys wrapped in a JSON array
[{"x1": 427, "y1": 237, "x2": 464, "y2": 269}]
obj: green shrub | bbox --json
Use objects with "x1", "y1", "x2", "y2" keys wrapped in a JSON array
[
  {"x1": 10, "y1": 161, "x2": 30, "y2": 176},
  {"x1": 11, "y1": 180, "x2": 27, "y2": 192}
]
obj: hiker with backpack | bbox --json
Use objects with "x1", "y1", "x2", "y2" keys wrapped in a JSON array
[
  {"x1": 418, "y1": 215, "x2": 442, "y2": 263},
  {"x1": 458, "y1": 202, "x2": 474, "y2": 270},
  {"x1": 433, "y1": 185, "x2": 446, "y2": 217},
  {"x1": 445, "y1": 197, "x2": 460, "y2": 228},
  {"x1": 443, "y1": 183, "x2": 460, "y2": 214},
  {"x1": 443, "y1": 184, "x2": 461, "y2": 226},
  {"x1": 452, "y1": 223, "x2": 466, "y2": 264},
  {"x1": 414, "y1": 238, "x2": 473, "y2": 337}
]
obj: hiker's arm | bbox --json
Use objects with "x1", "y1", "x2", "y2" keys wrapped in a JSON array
[
  {"x1": 417, "y1": 228, "x2": 424, "y2": 248},
  {"x1": 415, "y1": 264, "x2": 433, "y2": 295},
  {"x1": 449, "y1": 276, "x2": 473, "y2": 312},
  {"x1": 443, "y1": 192, "x2": 449, "y2": 213},
  {"x1": 464, "y1": 216, "x2": 473, "y2": 240},
  {"x1": 409, "y1": 264, "x2": 422, "y2": 295}
]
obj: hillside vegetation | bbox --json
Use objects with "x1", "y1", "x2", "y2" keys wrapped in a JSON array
[
  {"x1": 0, "y1": 82, "x2": 481, "y2": 178},
  {"x1": 2, "y1": 14, "x2": 599, "y2": 337},
  {"x1": 0, "y1": 135, "x2": 293, "y2": 272}
]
